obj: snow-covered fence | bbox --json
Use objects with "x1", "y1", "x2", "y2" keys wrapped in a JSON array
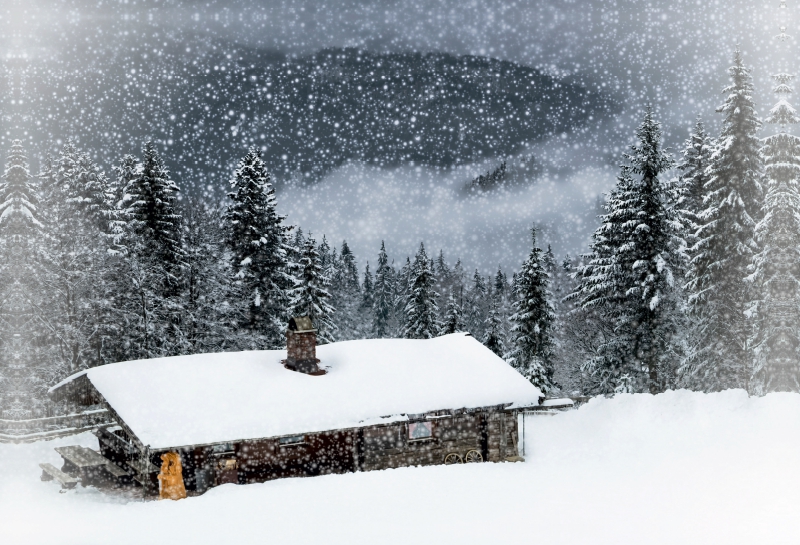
[{"x1": 0, "y1": 409, "x2": 113, "y2": 443}]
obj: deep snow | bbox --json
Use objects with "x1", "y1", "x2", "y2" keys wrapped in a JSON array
[{"x1": 3, "y1": 390, "x2": 798, "y2": 545}]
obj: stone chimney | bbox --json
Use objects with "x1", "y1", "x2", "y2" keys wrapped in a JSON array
[{"x1": 284, "y1": 316, "x2": 323, "y2": 374}]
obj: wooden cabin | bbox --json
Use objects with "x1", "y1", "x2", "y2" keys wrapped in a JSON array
[{"x1": 49, "y1": 327, "x2": 545, "y2": 497}]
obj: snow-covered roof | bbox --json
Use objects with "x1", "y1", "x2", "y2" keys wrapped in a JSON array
[{"x1": 52, "y1": 333, "x2": 542, "y2": 450}]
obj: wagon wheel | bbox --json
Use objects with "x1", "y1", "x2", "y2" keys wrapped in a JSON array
[
  {"x1": 464, "y1": 450, "x2": 483, "y2": 463},
  {"x1": 444, "y1": 452, "x2": 463, "y2": 465}
]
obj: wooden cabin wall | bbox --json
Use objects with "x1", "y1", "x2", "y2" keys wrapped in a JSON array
[
  {"x1": 485, "y1": 411, "x2": 520, "y2": 461},
  {"x1": 137, "y1": 407, "x2": 521, "y2": 496},
  {"x1": 50, "y1": 375, "x2": 104, "y2": 408},
  {"x1": 360, "y1": 409, "x2": 519, "y2": 470}
]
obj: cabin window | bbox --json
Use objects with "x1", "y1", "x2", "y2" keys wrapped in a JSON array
[
  {"x1": 279, "y1": 435, "x2": 305, "y2": 446},
  {"x1": 408, "y1": 421, "x2": 433, "y2": 441},
  {"x1": 211, "y1": 443, "x2": 234, "y2": 455}
]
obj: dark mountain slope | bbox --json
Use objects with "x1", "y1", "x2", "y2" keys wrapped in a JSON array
[{"x1": 17, "y1": 38, "x2": 617, "y2": 193}]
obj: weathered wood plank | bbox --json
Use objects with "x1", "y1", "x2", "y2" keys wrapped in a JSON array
[
  {"x1": 102, "y1": 462, "x2": 130, "y2": 479},
  {"x1": 39, "y1": 463, "x2": 78, "y2": 489},
  {"x1": 55, "y1": 446, "x2": 110, "y2": 469}
]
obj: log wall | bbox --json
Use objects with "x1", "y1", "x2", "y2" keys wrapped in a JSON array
[{"x1": 139, "y1": 407, "x2": 521, "y2": 496}]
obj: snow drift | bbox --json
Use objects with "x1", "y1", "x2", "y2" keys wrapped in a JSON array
[{"x1": 3, "y1": 389, "x2": 798, "y2": 545}]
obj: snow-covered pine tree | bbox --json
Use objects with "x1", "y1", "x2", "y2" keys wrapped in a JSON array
[
  {"x1": 0, "y1": 141, "x2": 46, "y2": 417},
  {"x1": 394, "y1": 256, "x2": 412, "y2": 336},
  {"x1": 318, "y1": 235, "x2": 333, "y2": 273},
  {"x1": 293, "y1": 227, "x2": 305, "y2": 250},
  {"x1": 493, "y1": 266, "x2": 508, "y2": 299},
  {"x1": 676, "y1": 118, "x2": 715, "y2": 238},
  {"x1": 449, "y1": 258, "x2": 466, "y2": 301},
  {"x1": 182, "y1": 197, "x2": 235, "y2": 354},
  {"x1": 435, "y1": 250, "x2": 450, "y2": 282},
  {"x1": 123, "y1": 141, "x2": 184, "y2": 294},
  {"x1": 551, "y1": 254, "x2": 603, "y2": 395},
  {"x1": 37, "y1": 142, "x2": 123, "y2": 374},
  {"x1": 290, "y1": 227, "x2": 305, "y2": 266},
  {"x1": 224, "y1": 147, "x2": 293, "y2": 349},
  {"x1": 684, "y1": 50, "x2": 764, "y2": 392},
  {"x1": 542, "y1": 246, "x2": 560, "y2": 314},
  {"x1": 440, "y1": 289, "x2": 465, "y2": 335},
  {"x1": 361, "y1": 262, "x2": 374, "y2": 311},
  {"x1": 355, "y1": 262, "x2": 375, "y2": 338},
  {"x1": 505, "y1": 227, "x2": 555, "y2": 393},
  {"x1": 339, "y1": 240, "x2": 360, "y2": 293},
  {"x1": 572, "y1": 107, "x2": 682, "y2": 394},
  {"x1": 748, "y1": 72, "x2": 800, "y2": 394},
  {"x1": 0, "y1": 140, "x2": 41, "y2": 237},
  {"x1": 483, "y1": 295, "x2": 506, "y2": 357},
  {"x1": 372, "y1": 241, "x2": 394, "y2": 338},
  {"x1": 433, "y1": 250, "x2": 452, "y2": 313},
  {"x1": 329, "y1": 240, "x2": 360, "y2": 339},
  {"x1": 288, "y1": 235, "x2": 337, "y2": 343},
  {"x1": 402, "y1": 243, "x2": 440, "y2": 339},
  {"x1": 115, "y1": 143, "x2": 187, "y2": 359},
  {"x1": 465, "y1": 269, "x2": 488, "y2": 339},
  {"x1": 112, "y1": 154, "x2": 139, "y2": 210}
]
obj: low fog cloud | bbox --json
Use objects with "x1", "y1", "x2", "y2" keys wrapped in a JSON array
[{"x1": 279, "y1": 160, "x2": 615, "y2": 273}]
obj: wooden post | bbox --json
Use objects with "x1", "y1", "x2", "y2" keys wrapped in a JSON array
[
  {"x1": 499, "y1": 413, "x2": 506, "y2": 460},
  {"x1": 141, "y1": 445, "x2": 152, "y2": 500}
]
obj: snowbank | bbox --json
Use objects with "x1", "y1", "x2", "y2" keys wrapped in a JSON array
[
  {"x1": 55, "y1": 333, "x2": 542, "y2": 449},
  {"x1": 3, "y1": 390, "x2": 798, "y2": 545}
]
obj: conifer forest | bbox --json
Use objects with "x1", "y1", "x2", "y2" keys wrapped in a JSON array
[{"x1": 3, "y1": 1, "x2": 800, "y2": 423}]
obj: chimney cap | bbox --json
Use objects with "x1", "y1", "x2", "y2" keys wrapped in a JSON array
[{"x1": 288, "y1": 316, "x2": 316, "y2": 333}]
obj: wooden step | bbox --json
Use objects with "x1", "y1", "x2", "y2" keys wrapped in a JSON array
[
  {"x1": 40, "y1": 463, "x2": 78, "y2": 489},
  {"x1": 102, "y1": 461, "x2": 130, "y2": 479}
]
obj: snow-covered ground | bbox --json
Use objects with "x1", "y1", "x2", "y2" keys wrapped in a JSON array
[{"x1": 3, "y1": 390, "x2": 798, "y2": 545}]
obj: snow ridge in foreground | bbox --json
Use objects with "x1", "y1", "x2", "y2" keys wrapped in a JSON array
[{"x1": 2, "y1": 389, "x2": 798, "y2": 545}]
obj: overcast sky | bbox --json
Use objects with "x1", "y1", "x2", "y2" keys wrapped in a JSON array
[{"x1": 2, "y1": 0, "x2": 796, "y2": 270}]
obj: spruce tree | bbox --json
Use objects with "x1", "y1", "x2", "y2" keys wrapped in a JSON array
[
  {"x1": 440, "y1": 289, "x2": 464, "y2": 335},
  {"x1": 0, "y1": 141, "x2": 45, "y2": 417},
  {"x1": 112, "y1": 154, "x2": 139, "y2": 209},
  {"x1": 748, "y1": 72, "x2": 800, "y2": 393},
  {"x1": 676, "y1": 118, "x2": 714, "y2": 237},
  {"x1": 493, "y1": 266, "x2": 507, "y2": 298},
  {"x1": 506, "y1": 228, "x2": 555, "y2": 393},
  {"x1": 182, "y1": 198, "x2": 234, "y2": 354},
  {"x1": 361, "y1": 262, "x2": 374, "y2": 310},
  {"x1": 290, "y1": 227, "x2": 305, "y2": 266},
  {"x1": 465, "y1": 269, "x2": 488, "y2": 339},
  {"x1": 372, "y1": 241, "x2": 394, "y2": 338},
  {"x1": 288, "y1": 235, "x2": 336, "y2": 343},
  {"x1": 318, "y1": 235, "x2": 333, "y2": 274},
  {"x1": 123, "y1": 141, "x2": 184, "y2": 293},
  {"x1": 483, "y1": 295, "x2": 506, "y2": 357},
  {"x1": 329, "y1": 240, "x2": 360, "y2": 339},
  {"x1": 394, "y1": 256, "x2": 413, "y2": 336},
  {"x1": 402, "y1": 243, "x2": 440, "y2": 339},
  {"x1": 224, "y1": 147, "x2": 293, "y2": 348},
  {"x1": 339, "y1": 240, "x2": 360, "y2": 293},
  {"x1": 685, "y1": 50, "x2": 764, "y2": 391},
  {"x1": 38, "y1": 142, "x2": 123, "y2": 373},
  {"x1": 573, "y1": 107, "x2": 681, "y2": 394},
  {"x1": 451, "y1": 259, "x2": 466, "y2": 291},
  {"x1": 435, "y1": 250, "x2": 450, "y2": 281}
]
